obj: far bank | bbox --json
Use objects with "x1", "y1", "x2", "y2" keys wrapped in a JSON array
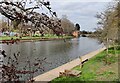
[{"x1": 0, "y1": 36, "x2": 73, "y2": 43}]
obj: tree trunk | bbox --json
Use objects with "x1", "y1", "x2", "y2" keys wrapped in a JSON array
[
  {"x1": 105, "y1": 38, "x2": 109, "y2": 64},
  {"x1": 113, "y1": 41, "x2": 117, "y2": 56}
]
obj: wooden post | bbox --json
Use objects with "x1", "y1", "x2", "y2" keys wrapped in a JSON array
[{"x1": 79, "y1": 56, "x2": 82, "y2": 69}]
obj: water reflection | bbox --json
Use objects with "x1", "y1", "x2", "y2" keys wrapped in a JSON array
[{"x1": 1, "y1": 37, "x2": 103, "y2": 76}]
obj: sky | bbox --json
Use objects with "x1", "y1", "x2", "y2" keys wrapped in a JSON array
[
  {"x1": 49, "y1": 0, "x2": 113, "y2": 31},
  {"x1": 0, "y1": 0, "x2": 114, "y2": 31}
]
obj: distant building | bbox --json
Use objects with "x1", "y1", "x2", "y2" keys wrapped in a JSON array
[{"x1": 72, "y1": 31, "x2": 80, "y2": 37}]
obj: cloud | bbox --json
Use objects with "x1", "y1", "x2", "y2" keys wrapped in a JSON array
[
  {"x1": 50, "y1": 1, "x2": 111, "y2": 31},
  {"x1": 0, "y1": 0, "x2": 113, "y2": 31}
]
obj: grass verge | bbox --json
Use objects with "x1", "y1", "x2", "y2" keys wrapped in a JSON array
[
  {"x1": 51, "y1": 46, "x2": 120, "y2": 82},
  {"x1": 0, "y1": 35, "x2": 73, "y2": 41}
]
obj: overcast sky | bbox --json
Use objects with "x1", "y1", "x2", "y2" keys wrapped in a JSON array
[
  {"x1": 0, "y1": 0, "x2": 113, "y2": 31},
  {"x1": 49, "y1": 0, "x2": 113, "y2": 31}
]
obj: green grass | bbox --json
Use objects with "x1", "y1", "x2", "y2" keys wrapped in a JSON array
[
  {"x1": 51, "y1": 46, "x2": 120, "y2": 82},
  {"x1": 0, "y1": 35, "x2": 73, "y2": 41}
]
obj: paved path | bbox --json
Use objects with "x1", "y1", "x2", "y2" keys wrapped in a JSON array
[{"x1": 34, "y1": 47, "x2": 106, "y2": 81}]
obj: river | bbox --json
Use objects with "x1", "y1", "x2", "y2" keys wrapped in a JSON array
[{"x1": 0, "y1": 37, "x2": 103, "y2": 79}]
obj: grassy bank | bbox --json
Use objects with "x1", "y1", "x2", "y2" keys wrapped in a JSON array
[
  {"x1": 0, "y1": 35, "x2": 73, "y2": 41},
  {"x1": 52, "y1": 46, "x2": 120, "y2": 82}
]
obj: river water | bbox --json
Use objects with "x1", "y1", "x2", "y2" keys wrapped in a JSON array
[{"x1": 0, "y1": 37, "x2": 103, "y2": 79}]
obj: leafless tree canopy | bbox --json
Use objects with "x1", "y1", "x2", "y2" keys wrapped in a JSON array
[
  {"x1": 61, "y1": 15, "x2": 75, "y2": 35},
  {"x1": 0, "y1": 0, "x2": 63, "y2": 35}
]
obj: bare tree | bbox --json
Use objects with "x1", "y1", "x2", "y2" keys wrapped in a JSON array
[
  {"x1": 0, "y1": 0, "x2": 63, "y2": 82},
  {"x1": 61, "y1": 15, "x2": 75, "y2": 35},
  {"x1": 96, "y1": 1, "x2": 119, "y2": 64},
  {"x1": 0, "y1": 0, "x2": 63, "y2": 37}
]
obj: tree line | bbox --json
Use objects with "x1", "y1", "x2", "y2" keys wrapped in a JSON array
[{"x1": 0, "y1": 15, "x2": 80, "y2": 36}]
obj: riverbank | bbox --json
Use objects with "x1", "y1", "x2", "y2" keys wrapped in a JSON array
[
  {"x1": 0, "y1": 36, "x2": 73, "y2": 43},
  {"x1": 52, "y1": 46, "x2": 120, "y2": 82},
  {"x1": 33, "y1": 47, "x2": 106, "y2": 81}
]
